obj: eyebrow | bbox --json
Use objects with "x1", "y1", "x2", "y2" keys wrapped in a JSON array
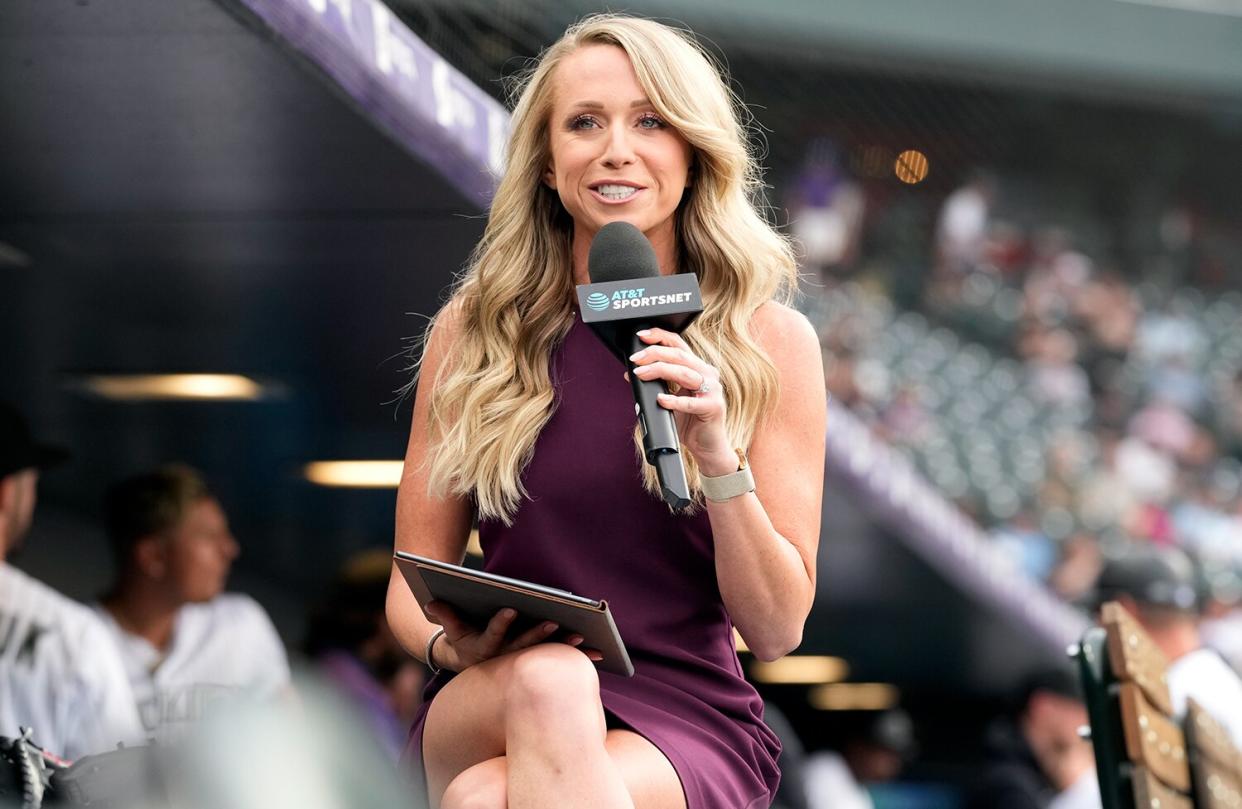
[{"x1": 566, "y1": 98, "x2": 654, "y2": 110}]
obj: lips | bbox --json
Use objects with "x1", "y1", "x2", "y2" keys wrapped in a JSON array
[{"x1": 589, "y1": 182, "x2": 645, "y2": 203}]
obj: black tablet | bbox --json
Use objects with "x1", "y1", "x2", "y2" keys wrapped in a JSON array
[{"x1": 394, "y1": 551, "x2": 634, "y2": 677}]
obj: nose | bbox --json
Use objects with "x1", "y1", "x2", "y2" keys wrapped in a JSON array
[{"x1": 600, "y1": 124, "x2": 636, "y2": 169}]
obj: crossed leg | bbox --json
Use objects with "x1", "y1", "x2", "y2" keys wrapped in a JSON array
[{"x1": 423, "y1": 644, "x2": 686, "y2": 809}]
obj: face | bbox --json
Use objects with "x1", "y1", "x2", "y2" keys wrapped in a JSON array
[
  {"x1": 545, "y1": 44, "x2": 694, "y2": 257},
  {"x1": 162, "y1": 497, "x2": 239, "y2": 603},
  {"x1": 1, "y1": 469, "x2": 38, "y2": 554}
]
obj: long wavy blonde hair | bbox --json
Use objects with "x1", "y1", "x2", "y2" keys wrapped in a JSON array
[{"x1": 418, "y1": 14, "x2": 797, "y2": 522}]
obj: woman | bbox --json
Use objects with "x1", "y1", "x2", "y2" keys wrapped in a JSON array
[{"x1": 387, "y1": 14, "x2": 826, "y2": 809}]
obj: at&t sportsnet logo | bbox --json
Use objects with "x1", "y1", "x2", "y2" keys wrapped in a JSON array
[{"x1": 588, "y1": 287, "x2": 694, "y2": 312}]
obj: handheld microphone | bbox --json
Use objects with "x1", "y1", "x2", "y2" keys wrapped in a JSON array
[{"x1": 578, "y1": 222, "x2": 704, "y2": 509}]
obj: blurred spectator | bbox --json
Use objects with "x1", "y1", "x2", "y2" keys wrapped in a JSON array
[
  {"x1": 1021, "y1": 327, "x2": 1090, "y2": 408},
  {"x1": 1170, "y1": 471, "x2": 1242, "y2": 565},
  {"x1": 935, "y1": 172, "x2": 995, "y2": 276},
  {"x1": 804, "y1": 709, "x2": 916, "y2": 809},
  {"x1": 0, "y1": 402, "x2": 142, "y2": 758},
  {"x1": 1093, "y1": 546, "x2": 1242, "y2": 745},
  {"x1": 965, "y1": 668, "x2": 1098, "y2": 809},
  {"x1": 95, "y1": 464, "x2": 290, "y2": 742},
  {"x1": 1047, "y1": 533, "x2": 1104, "y2": 604},
  {"x1": 1113, "y1": 435, "x2": 1177, "y2": 512},
  {"x1": 992, "y1": 509, "x2": 1057, "y2": 582},
  {"x1": 1072, "y1": 271, "x2": 1138, "y2": 360},
  {"x1": 789, "y1": 138, "x2": 864, "y2": 277},
  {"x1": 303, "y1": 548, "x2": 426, "y2": 761}
]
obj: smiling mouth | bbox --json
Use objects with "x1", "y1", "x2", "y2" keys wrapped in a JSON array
[{"x1": 592, "y1": 184, "x2": 642, "y2": 201}]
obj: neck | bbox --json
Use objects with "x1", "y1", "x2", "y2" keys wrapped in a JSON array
[
  {"x1": 1153, "y1": 622, "x2": 1201, "y2": 662},
  {"x1": 570, "y1": 220, "x2": 679, "y2": 286},
  {"x1": 103, "y1": 581, "x2": 181, "y2": 651}
]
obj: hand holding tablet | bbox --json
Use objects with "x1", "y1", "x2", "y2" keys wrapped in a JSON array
[{"x1": 394, "y1": 551, "x2": 634, "y2": 677}]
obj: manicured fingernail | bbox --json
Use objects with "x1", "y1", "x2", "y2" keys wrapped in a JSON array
[
  {"x1": 636, "y1": 329, "x2": 651, "y2": 336},
  {"x1": 629, "y1": 350, "x2": 645, "y2": 361},
  {"x1": 657, "y1": 392, "x2": 672, "y2": 399},
  {"x1": 501, "y1": 608, "x2": 516, "y2": 619},
  {"x1": 634, "y1": 365, "x2": 653, "y2": 375},
  {"x1": 542, "y1": 622, "x2": 558, "y2": 632},
  {"x1": 567, "y1": 634, "x2": 584, "y2": 645}
]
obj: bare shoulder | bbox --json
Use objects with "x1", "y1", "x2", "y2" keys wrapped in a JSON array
[
  {"x1": 749, "y1": 300, "x2": 820, "y2": 370},
  {"x1": 420, "y1": 297, "x2": 469, "y2": 375}
]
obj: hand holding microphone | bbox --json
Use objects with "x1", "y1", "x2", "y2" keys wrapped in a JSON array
[
  {"x1": 628, "y1": 328, "x2": 739, "y2": 478},
  {"x1": 579, "y1": 222, "x2": 737, "y2": 506}
]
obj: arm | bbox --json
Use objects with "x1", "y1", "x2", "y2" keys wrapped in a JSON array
[
  {"x1": 631, "y1": 303, "x2": 826, "y2": 660},
  {"x1": 386, "y1": 304, "x2": 475, "y2": 664},
  {"x1": 385, "y1": 305, "x2": 591, "y2": 671}
]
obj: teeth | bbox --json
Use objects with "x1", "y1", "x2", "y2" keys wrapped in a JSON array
[{"x1": 596, "y1": 184, "x2": 638, "y2": 200}]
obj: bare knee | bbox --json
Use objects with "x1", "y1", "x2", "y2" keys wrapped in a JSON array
[
  {"x1": 439, "y1": 757, "x2": 507, "y2": 809},
  {"x1": 505, "y1": 644, "x2": 602, "y2": 718}
]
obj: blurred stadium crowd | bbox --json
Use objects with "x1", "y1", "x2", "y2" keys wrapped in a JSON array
[{"x1": 795, "y1": 153, "x2": 1242, "y2": 671}]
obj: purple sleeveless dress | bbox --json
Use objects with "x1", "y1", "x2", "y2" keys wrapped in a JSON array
[{"x1": 404, "y1": 315, "x2": 782, "y2": 808}]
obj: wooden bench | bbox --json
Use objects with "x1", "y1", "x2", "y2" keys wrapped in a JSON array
[
  {"x1": 1074, "y1": 601, "x2": 1193, "y2": 809},
  {"x1": 1185, "y1": 699, "x2": 1242, "y2": 809}
]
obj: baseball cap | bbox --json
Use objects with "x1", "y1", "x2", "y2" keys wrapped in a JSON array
[
  {"x1": 1092, "y1": 546, "x2": 1200, "y2": 613},
  {"x1": 0, "y1": 402, "x2": 70, "y2": 480},
  {"x1": 863, "y1": 709, "x2": 918, "y2": 759}
]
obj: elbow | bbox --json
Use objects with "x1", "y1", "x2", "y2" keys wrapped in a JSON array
[{"x1": 749, "y1": 627, "x2": 804, "y2": 663}]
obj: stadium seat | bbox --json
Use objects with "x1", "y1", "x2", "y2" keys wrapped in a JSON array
[
  {"x1": 1185, "y1": 699, "x2": 1242, "y2": 809},
  {"x1": 1073, "y1": 601, "x2": 1192, "y2": 809}
]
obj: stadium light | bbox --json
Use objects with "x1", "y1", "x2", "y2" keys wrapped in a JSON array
[
  {"x1": 749, "y1": 655, "x2": 849, "y2": 684},
  {"x1": 78, "y1": 374, "x2": 269, "y2": 401},
  {"x1": 808, "y1": 683, "x2": 900, "y2": 711},
  {"x1": 304, "y1": 461, "x2": 404, "y2": 488}
]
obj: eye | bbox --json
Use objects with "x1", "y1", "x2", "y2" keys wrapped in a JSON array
[
  {"x1": 637, "y1": 113, "x2": 667, "y2": 130},
  {"x1": 569, "y1": 114, "x2": 599, "y2": 130}
]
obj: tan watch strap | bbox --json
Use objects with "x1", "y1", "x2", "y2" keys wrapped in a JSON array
[{"x1": 700, "y1": 448, "x2": 755, "y2": 502}]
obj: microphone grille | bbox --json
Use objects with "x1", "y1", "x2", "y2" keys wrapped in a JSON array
[{"x1": 587, "y1": 222, "x2": 660, "y2": 283}]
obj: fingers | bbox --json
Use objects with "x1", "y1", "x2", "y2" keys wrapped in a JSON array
[
  {"x1": 508, "y1": 620, "x2": 561, "y2": 649},
  {"x1": 480, "y1": 608, "x2": 519, "y2": 650},
  {"x1": 630, "y1": 344, "x2": 710, "y2": 376},
  {"x1": 632, "y1": 361, "x2": 708, "y2": 392},
  {"x1": 635, "y1": 328, "x2": 687, "y2": 350},
  {"x1": 656, "y1": 391, "x2": 720, "y2": 415}
]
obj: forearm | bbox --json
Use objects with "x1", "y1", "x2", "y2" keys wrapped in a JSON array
[
  {"x1": 386, "y1": 569, "x2": 443, "y2": 664},
  {"x1": 708, "y1": 491, "x2": 815, "y2": 661}
]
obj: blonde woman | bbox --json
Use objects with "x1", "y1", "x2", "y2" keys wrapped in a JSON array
[{"x1": 387, "y1": 14, "x2": 826, "y2": 809}]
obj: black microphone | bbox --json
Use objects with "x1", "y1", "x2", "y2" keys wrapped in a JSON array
[{"x1": 578, "y1": 222, "x2": 704, "y2": 509}]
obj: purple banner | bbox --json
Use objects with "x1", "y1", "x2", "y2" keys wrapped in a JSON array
[{"x1": 224, "y1": 0, "x2": 511, "y2": 206}]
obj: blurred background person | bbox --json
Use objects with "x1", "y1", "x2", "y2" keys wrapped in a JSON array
[
  {"x1": 303, "y1": 548, "x2": 426, "y2": 761},
  {"x1": 788, "y1": 137, "x2": 865, "y2": 281},
  {"x1": 966, "y1": 668, "x2": 1098, "y2": 809},
  {"x1": 95, "y1": 464, "x2": 291, "y2": 742},
  {"x1": 0, "y1": 402, "x2": 142, "y2": 758},
  {"x1": 1198, "y1": 558, "x2": 1242, "y2": 674},
  {"x1": 804, "y1": 708, "x2": 916, "y2": 809},
  {"x1": 1093, "y1": 546, "x2": 1242, "y2": 745}
]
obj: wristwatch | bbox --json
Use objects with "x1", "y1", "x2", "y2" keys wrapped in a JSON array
[{"x1": 699, "y1": 448, "x2": 755, "y2": 502}]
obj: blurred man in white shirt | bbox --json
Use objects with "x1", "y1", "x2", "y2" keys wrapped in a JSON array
[{"x1": 95, "y1": 464, "x2": 290, "y2": 742}]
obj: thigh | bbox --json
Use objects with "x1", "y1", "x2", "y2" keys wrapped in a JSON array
[
  {"x1": 606, "y1": 729, "x2": 688, "y2": 809},
  {"x1": 422, "y1": 645, "x2": 605, "y2": 805},
  {"x1": 437, "y1": 732, "x2": 686, "y2": 809}
]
